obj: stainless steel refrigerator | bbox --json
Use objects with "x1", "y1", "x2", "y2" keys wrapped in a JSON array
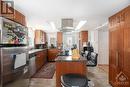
[{"x1": 0, "y1": 17, "x2": 29, "y2": 87}]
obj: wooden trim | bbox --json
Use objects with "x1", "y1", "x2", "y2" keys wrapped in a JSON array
[{"x1": 98, "y1": 64, "x2": 109, "y2": 66}]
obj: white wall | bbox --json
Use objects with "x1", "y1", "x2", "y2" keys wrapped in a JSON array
[
  {"x1": 98, "y1": 28, "x2": 109, "y2": 65},
  {"x1": 88, "y1": 30, "x2": 98, "y2": 53},
  {"x1": 28, "y1": 27, "x2": 35, "y2": 48},
  {"x1": 88, "y1": 27, "x2": 109, "y2": 65},
  {"x1": 47, "y1": 32, "x2": 57, "y2": 47}
]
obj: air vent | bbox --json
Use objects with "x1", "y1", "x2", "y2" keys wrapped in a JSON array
[
  {"x1": 62, "y1": 19, "x2": 73, "y2": 28},
  {"x1": 61, "y1": 19, "x2": 74, "y2": 31}
]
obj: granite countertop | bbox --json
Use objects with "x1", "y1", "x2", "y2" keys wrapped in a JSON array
[
  {"x1": 55, "y1": 56, "x2": 86, "y2": 62},
  {"x1": 29, "y1": 49, "x2": 47, "y2": 54}
]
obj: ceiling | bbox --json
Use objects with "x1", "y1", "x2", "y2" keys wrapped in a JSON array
[{"x1": 13, "y1": 0, "x2": 130, "y2": 32}]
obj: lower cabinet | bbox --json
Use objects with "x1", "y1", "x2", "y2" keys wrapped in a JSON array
[
  {"x1": 35, "y1": 50, "x2": 47, "y2": 71},
  {"x1": 47, "y1": 48, "x2": 59, "y2": 61}
]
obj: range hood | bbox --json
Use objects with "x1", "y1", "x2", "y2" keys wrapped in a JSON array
[{"x1": 59, "y1": 19, "x2": 75, "y2": 32}]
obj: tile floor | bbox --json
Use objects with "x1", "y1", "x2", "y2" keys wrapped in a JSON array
[
  {"x1": 98, "y1": 65, "x2": 109, "y2": 73},
  {"x1": 87, "y1": 67, "x2": 112, "y2": 87},
  {"x1": 29, "y1": 66, "x2": 112, "y2": 87}
]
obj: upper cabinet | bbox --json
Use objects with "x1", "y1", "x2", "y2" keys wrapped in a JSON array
[
  {"x1": 0, "y1": 1, "x2": 14, "y2": 20},
  {"x1": 57, "y1": 32, "x2": 63, "y2": 47},
  {"x1": 79, "y1": 31, "x2": 88, "y2": 44},
  {"x1": 35, "y1": 30, "x2": 46, "y2": 44},
  {"x1": 0, "y1": 1, "x2": 26, "y2": 26},
  {"x1": 14, "y1": 10, "x2": 26, "y2": 26},
  {"x1": 79, "y1": 31, "x2": 88, "y2": 50}
]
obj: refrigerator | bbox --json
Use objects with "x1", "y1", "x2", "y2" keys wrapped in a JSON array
[{"x1": 0, "y1": 17, "x2": 29, "y2": 87}]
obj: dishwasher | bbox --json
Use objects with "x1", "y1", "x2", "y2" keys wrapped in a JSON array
[{"x1": 29, "y1": 53, "x2": 36, "y2": 77}]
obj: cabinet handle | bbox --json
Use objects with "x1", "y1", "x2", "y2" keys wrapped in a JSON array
[{"x1": 116, "y1": 51, "x2": 119, "y2": 67}]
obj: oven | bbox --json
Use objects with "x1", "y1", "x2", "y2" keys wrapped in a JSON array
[{"x1": 0, "y1": 47, "x2": 29, "y2": 87}]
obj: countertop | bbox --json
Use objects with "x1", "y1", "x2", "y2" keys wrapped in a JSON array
[
  {"x1": 55, "y1": 56, "x2": 86, "y2": 62},
  {"x1": 29, "y1": 49, "x2": 47, "y2": 54}
]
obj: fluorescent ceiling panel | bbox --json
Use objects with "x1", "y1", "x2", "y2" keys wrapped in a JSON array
[
  {"x1": 75, "y1": 21, "x2": 87, "y2": 30},
  {"x1": 50, "y1": 22, "x2": 59, "y2": 32}
]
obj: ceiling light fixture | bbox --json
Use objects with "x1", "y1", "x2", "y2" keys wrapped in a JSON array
[
  {"x1": 95, "y1": 22, "x2": 108, "y2": 30},
  {"x1": 75, "y1": 21, "x2": 87, "y2": 30},
  {"x1": 50, "y1": 22, "x2": 56, "y2": 30},
  {"x1": 50, "y1": 22, "x2": 59, "y2": 32}
]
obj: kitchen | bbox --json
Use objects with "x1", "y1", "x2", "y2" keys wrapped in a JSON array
[{"x1": 0, "y1": 0, "x2": 130, "y2": 87}]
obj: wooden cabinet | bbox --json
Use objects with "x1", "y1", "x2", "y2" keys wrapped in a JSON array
[
  {"x1": 55, "y1": 56, "x2": 87, "y2": 87},
  {"x1": 35, "y1": 30, "x2": 42, "y2": 44},
  {"x1": 109, "y1": 6, "x2": 130, "y2": 87},
  {"x1": 35, "y1": 30, "x2": 46, "y2": 44},
  {"x1": 123, "y1": 6, "x2": 130, "y2": 87},
  {"x1": 57, "y1": 32, "x2": 63, "y2": 47},
  {"x1": 0, "y1": 1, "x2": 26, "y2": 26},
  {"x1": 0, "y1": 1, "x2": 14, "y2": 20},
  {"x1": 109, "y1": 14, "x2": 123, "y2": 87},
  {"x1": 80, "y1": 31, "x2": 88, "y2": 42},
  {"x1": 47, "y1": 48, "x2": 59, "y2": 61},
  {"x1": 79, "y1": 31, "x2": 88, "y2": 50},
  {"x1": 14, "y1": 10, "x2": 26, "y2": 26},
  {"x1": 14, "y1": 10, "x2": 21, "y2": 24},
  {"x1": 35, "y1": 50, "x2": 47, "y2": 71},
  {"x1": 43, "y1": 32, "x2": 47, "y2": 43}
]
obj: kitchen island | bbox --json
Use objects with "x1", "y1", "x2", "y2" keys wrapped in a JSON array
[{"x1": 55, "y1": 56, "x2": 87, "y2": 87}]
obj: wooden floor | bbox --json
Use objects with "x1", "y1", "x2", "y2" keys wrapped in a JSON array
[{"x1": 29, "y1": 65, "x2": 112, "y2": 87}]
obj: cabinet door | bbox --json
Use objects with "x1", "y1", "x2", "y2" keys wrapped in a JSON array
[
  {"x1": 123, "y1": 6, "x2": 130, "y2": 87},
  {"x1": 14, "y1": 10, "x2": 26, "y2": 26},
  {"x1": 79, "y1": 31, "x2": 88, "y2": 51},
  {"x1": 43, "y1": 32, "x2": 46, "y2": 44},
  {"x1": 109, "y1": 27, "x2": 119, "y2": 86},
  {"x1": 57, "y1": 32, "x2": 63, "y2": 47},
  {"x1": 1, "y1": 2, "x2": 14, "y2": 20},
  {"x1": 57, "y1": 32, "x2": 62, "y2": 43},
  {"x1": 42, "y1": 50, "x2": 47, "y2": 64},
  {"x1": 44, "y1": 32, "x2": 47, "y2": 43},
  {"x1": 35, "y1": 30, "x2": 45, "y2": 44},
  {"x1": 35, "y1": 55, "x2": 41, "y2": 71},
  {"x1": 35, "y1": 30, "x2": 41, "y2": 44},
  {"x1": 35, "y1": 51, "x2": 44, "y2": 71},
  {"x1": 21, "y1": 14, "x2": 26, "y2": 26},
  {"x1": 0, "y1": 1, "x2": 14, "y2": 20},
  {"x1": 14, "y1": 10, "x2": 20, "y2": 23},
  {"x1": 81, "y1": 31, "x2": 88, "y2": 42},
  {"x1": 109, "y1": 14, "x2": 123, "y2": 86}
]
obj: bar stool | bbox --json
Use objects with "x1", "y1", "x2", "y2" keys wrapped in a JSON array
[{"x1": 61, "y1": 73, "x2": 88, "y2": 87}]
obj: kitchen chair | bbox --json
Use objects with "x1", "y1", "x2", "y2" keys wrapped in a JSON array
[{"x1": 85, "y1": 51, "x2": 98, "y2": 67}]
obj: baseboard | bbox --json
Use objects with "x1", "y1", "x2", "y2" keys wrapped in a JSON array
[{"x1": 98, "y1": 64, "x2": 109, "y2": 66}]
